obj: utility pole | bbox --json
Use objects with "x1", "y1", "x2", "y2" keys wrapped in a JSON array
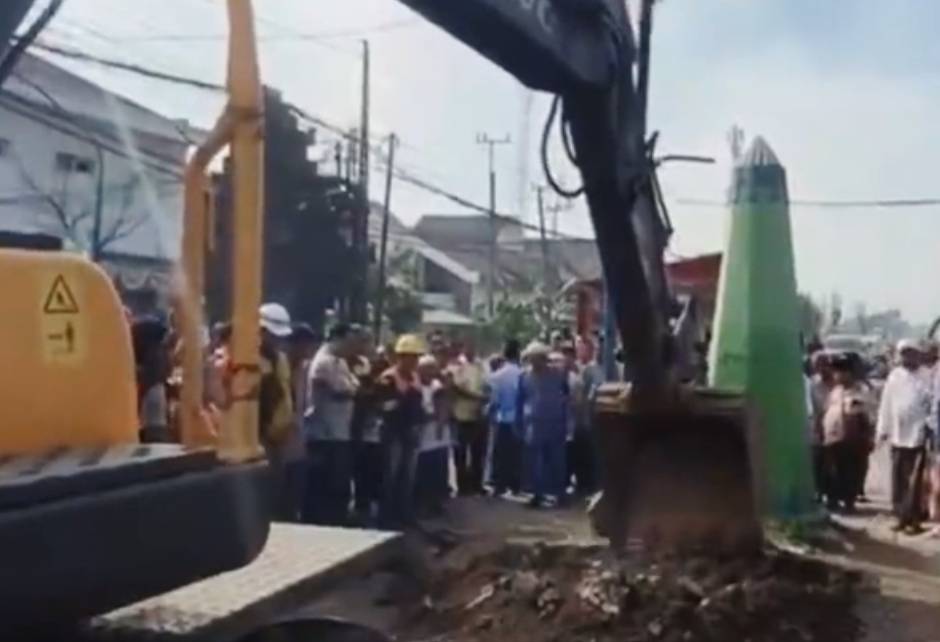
[
  {"x1": 358, "y1": 40, "x2": 370, "y2": 200},
  {"x1": 350, "y1": 40, "x2": 371, "y2": 323},
  {"x1": 345, "y1": 128, "x2": 357, "y2": 182},
  {"x1": 475, "y1": 132, "x2": 510, "y2": 317},
  {"x1": 373, "y1": 133, "x2": 396, "y2": 341},
  {"x1": 534, "y1": 185, "x2": 551, "y2": 292}
]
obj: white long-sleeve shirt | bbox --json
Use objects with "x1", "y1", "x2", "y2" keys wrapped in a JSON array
[{"x1": 877, "y1": 366, "x2": 933, "y2": 448}]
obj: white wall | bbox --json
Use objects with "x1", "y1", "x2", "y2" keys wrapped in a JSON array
[{"x1": 0, "y1": 105, "x2": 183, "y2": 260}]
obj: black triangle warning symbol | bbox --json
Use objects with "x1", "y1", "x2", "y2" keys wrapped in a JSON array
[{"x1": 43, "y1": 275, "x2": 79, "y2": 315}]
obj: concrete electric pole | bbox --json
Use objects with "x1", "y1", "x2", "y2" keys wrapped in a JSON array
[
  {"x1": 534, "y1": 185, "x2": 551, "y2": 292},
  {"x1": 351, "y1": 40, "x2": 371, "y2": 323},
  {"x1": 475, "y1": 132, "x2": 510, "y2": 317},
  {"x1": 373, "y1": 133, "x2": 397, "y2": 341}
]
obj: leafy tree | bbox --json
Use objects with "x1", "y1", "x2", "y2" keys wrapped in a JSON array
[
  {"x1": 370, "y1": 247, "x2": 423, "y2": 339},
  {"x1": 383, "y1": 281, "x2": 423, "y2": 335},
  {"x1": 476, "y1": 296, "x2": 541, "y2": 351}
]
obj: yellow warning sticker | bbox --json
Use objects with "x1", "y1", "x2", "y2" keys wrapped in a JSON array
[{"x1": 40, "y1": 271, "x2": 85, "y2": 366}]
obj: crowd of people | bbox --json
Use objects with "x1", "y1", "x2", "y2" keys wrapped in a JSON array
[
  {"x1": 806, "y1": 338, "x2": 940, "y2": 534},
  {"x1": 129, "y1": 303, "x2": 607, "y2": 530},
  {"x1": 130, "y1": 302, "x2": 940, "y2": 536}
]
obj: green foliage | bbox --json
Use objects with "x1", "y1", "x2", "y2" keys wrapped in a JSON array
[
  {"x1": 370, "y1": 248, "x2": 423, "y2": 338},
  {"x1": 476, "y1": 296, "x2": 541, "y2": 350},
  {"x1": 384, "y1": 282, "x2": 422, "y2": 334}
]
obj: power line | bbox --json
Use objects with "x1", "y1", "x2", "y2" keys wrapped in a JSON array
[
  {"x1": 90, "y1": 19, "x2": 420, "y2": 43},
  {"x1": 25, "y1": 42, "x2": 530, "y2": 226},
  {"x1": 29, "y1": 39, "x2": 224, "y2": 90},
  {"x1": 25, "y1": 40, "x2": 588, "y2": 239},
  {"x1": 674, "y1": 197, "x2": 940, "y2": 209},
  {"x1": 383, "y1": 163, "x2": 586, "y2": 240}
]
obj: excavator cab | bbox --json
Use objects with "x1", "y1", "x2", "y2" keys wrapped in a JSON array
[{"x1": 0, "y1": 0, "x2": 271, "y2": 633}]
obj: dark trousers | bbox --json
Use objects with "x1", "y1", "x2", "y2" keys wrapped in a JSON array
[
  {"x1": 353, "y1": 441, "x2": 382, "y2": 512},
  {"x1": 415, "y1": 447, "x2": 451, "y2": 513},
  {"x1": 380, "y1": 430, "x2": 419, "y2": 529},
  {"x1": 526, "y1": 437, "x2": 567, "y2": 499},
  {"x1": 568, "y1": 427, "x2": 597, "y2": 494},
  {"x1": 270, "y1": 456, "x2": 307, "y2": 522},
  {"x1": 302, "y1": 440, "x2": 353, "y2": 526},
  {"x1": 856, "y1": 446, "x2": 870, "y2": 497},
  {"x1": 823, "y1": 441, "x2": 863, "y2": 509},
  {"x1": 454, "y1": 419, "x2": 487, "y2": 495},
  {"x1": 891, "y1": 445, "x2": 926, "y2": 526},
  {"x1": 492, "y1": 423, "x2": 522, "y2": 493}
]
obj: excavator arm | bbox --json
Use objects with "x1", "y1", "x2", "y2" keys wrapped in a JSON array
[
  {"x1": 399, "y1": 3, "x2": 765, "y2": 552},
  {"x1": 0, "y1": 0, "x2": 35, "y2": 58},
  {"x1": 398, "y1": 0, "x2": 674, "y2": 396}
]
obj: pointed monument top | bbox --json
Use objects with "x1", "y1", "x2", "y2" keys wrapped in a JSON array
[{"x1": 741, "y1": 136, "x2": 781, "y2": 168}]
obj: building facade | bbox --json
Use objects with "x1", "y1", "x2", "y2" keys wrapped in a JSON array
[{"x1": 0, "y1": 54, "x2": 194, "y2": 312}]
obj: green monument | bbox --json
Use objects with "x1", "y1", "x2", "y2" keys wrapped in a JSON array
[{"x1": 708, "y1": 136, "x2": 815, "y2": 519}]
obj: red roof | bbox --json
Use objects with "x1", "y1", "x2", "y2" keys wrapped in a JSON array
[{"x1": 665, "y1": 253, "x2": 722, "y2": 290}]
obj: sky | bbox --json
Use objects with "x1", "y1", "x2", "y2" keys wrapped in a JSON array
[{"x1": 23, "y1": 0, "x2": 940, "y2": 324}]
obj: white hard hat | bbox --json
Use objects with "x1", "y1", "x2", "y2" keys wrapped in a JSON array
[
  {"x1": 896, "y1": 338, "x2": 921, "y2": 354},
  {"x1": 259, "y1": 303, "x2": 292, "y2": 337},
  {"x1": 523, "y1": 341, "x2": 550, "y2": 359}
]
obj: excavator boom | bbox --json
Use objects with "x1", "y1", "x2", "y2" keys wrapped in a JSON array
[
  {"x1": 399, "y1": 0, "x2": 624, "y2": 92},
  {"x1": 398, "y1": 0, "x2": 763, "y2": 550},
  {"x1": 0, "y1": 0, "x2": 35, "y2": 55},
  {"x1": 399, "y1": 0, "x2": 672, "y2": 395}
]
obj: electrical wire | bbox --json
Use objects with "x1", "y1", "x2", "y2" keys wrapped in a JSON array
[
  {"x1": 28, "y1": 40, "x2": 225, "y2": 91},
  {"x1": 540, "y1": 96, "x2": 584, "y2": 199},
  {"x1": 36, "y1": 35, "x2": 938, "y2": 231},
  {"x1": 23, "y1": 42, "x2": 562, "y2": 233},
  {"x1": 674, "y1": 197, "x2": 940, "y2": 209},
  {"x1": 94, "y1": 19, "x2": 420, "y2": 43}
]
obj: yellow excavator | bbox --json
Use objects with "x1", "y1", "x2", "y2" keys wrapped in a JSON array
[
  {"x1": 0, "y1": 0, "x2": 762, "y2": 634},
  {"x1": 0, "y1": 0, "x2": 271, "y2": 633}
]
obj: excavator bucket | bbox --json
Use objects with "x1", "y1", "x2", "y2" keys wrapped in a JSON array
[{"x1": 590, "y1": 384, "x2": 764, "y2": 553}]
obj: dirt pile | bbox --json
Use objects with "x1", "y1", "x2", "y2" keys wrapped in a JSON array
[{"x1": 402, "y1": 542, "x2": 861, "y2": 642}]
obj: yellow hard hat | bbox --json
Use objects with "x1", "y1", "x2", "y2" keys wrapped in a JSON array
[{"x1": 395, "y1": 333, "x2": 427, "y2": 356}]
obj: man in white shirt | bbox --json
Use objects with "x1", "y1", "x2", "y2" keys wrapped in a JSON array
[
  {"x1": 877, "y1": 339, "x2": 933, "y2": 533},
  {"x1": 302, "y1": 323, "x2": 358, "y2": 525}
]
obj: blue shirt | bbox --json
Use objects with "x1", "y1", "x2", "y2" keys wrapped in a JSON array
[
  {"x1": 518, "y1": 368, "x2": 570, "y2": 444},
  {"x1": 488, "y1": 362, "x2": 522, "y2": 424}
]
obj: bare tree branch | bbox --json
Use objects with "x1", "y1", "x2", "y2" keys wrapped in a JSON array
[
  {"x1": 100, "y1": 213, "x2": 148, "y2": 248},
  {"x1": 9, "y1": 146, "x2": 86, "y2": 247},
  {"x1": 96, "y1": 175, "x2": 148, "y2": 252}
]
